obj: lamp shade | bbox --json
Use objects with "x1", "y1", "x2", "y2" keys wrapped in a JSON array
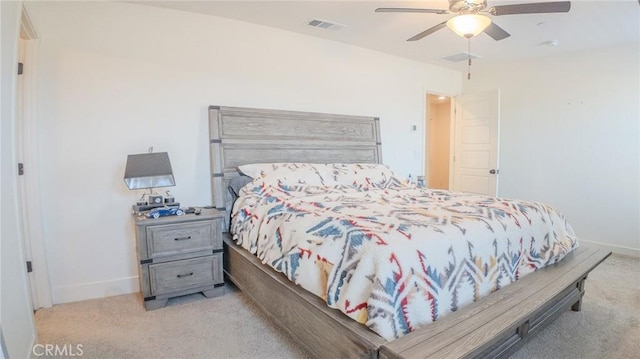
[
  {"x1": 123, "y1": 152, "x2": 175, "y2": 190},
  {"x1": 447, "y1": 14, "x2": 492, "y2": 38}
]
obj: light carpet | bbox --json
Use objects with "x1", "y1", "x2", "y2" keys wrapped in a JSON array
[{"x1": 35, "y1": 254, "x2": 639, "y2": 359}]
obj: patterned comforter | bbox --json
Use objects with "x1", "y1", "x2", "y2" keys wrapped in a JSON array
[{"x1": 231, "y1": 163, "x2": 578, "y2": 340}]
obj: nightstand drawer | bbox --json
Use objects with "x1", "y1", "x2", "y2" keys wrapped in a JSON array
[
  {"x1": 146, "y1": 221, "x2": 221, "y2": 259},
  {"x1": 149, "y1": 255, "x2": 222, "y2": 296},
  {"x1": 135, "y1": 209, "x2": 226, "y2": 310}
]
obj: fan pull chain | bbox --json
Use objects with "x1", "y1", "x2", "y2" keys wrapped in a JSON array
[{"x1": 467, "y1": 37, "x2": 472, "y2": 80}]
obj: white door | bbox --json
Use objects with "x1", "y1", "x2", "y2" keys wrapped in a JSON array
[
  {"x1": 16, "y1": 38, "x2": 39, "y2": 311},
  {"x1": 16, "y1": 15, "x2": 52, "y2": 309},
  {"x1": 451, "y1": 90, "x2": 500, "y2": 196}
]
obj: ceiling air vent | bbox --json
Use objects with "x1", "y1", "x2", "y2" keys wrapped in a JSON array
[
  {"x1": 441, "y1": 52, "x2": 480, "y2": 63},
  {"x1": 307, "y1": 19, "x2": 344, "y2": 31}
]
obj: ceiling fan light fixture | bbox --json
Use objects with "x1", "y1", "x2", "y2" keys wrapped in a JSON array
[{"x1": 446, "y1": 14, "x2": 492, "y2": 38}]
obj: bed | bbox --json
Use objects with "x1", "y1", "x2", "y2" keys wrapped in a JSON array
[{"x1": 208, "y1": 105, "x2": 610, "y2": 359}]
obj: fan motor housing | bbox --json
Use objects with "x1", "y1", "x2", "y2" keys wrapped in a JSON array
[{"x1": 449, "y1": 0, "x2": 487, "y2": 13}]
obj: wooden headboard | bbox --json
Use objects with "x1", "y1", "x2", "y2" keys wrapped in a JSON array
[{"x1": 208, "y1": 105, "x2": 382, "y2": 219}]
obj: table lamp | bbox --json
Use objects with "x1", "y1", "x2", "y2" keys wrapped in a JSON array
[{"x1": 123, "y1": 151, "x2": 179, "y2": 212}]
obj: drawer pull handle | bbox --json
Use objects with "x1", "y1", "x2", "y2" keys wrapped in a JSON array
[
  {"x1": 174, "y1": 236, "x2": 191, "y2": 241},
  {"x1": 177, "y1": 272, "x2": 194, "y2": 278}
]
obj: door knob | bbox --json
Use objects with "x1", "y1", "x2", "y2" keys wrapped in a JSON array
[{"x1": 489, "y1": 169, "x2": 499, "y2": 174}]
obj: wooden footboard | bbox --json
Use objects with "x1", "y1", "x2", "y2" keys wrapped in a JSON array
[
  {"x1": 211, "y1": 106, "x2": 611, "y2": 359},
  {"x1": 224, "y1": 234, "x2": 609, "y2": 359},
  {"x1": 223, "y1": 234, "x2": 386, "y2": 358},
  {"x1": 380, "y1": 245, "x2": 611, "y2": 359}
]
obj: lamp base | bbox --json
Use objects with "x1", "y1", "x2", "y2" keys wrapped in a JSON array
[{"x1": 132, "y1": 202, "x2": 180, "y2": 212}]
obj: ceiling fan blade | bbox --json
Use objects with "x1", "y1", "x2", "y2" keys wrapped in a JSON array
[
  {"x1": 407, "y1": 21, "x2": 448, "y2": 41},
  {"x1": 375, "y1": 8, "x2": 449, "y2": 15},
  {"x1": 490, "y1": 1, "x2": 571, "y2": 16},
  {"x1": 484, "y1": 22, "x2": 511, "y2": 41}
]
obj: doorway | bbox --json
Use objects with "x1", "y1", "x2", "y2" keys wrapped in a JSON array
[
  {"x1": 424, "y1": 90, "x2": 501, "y2": 196},
  {"x1": 425, "y1": 94, "x2": 452, "y2": 190}
]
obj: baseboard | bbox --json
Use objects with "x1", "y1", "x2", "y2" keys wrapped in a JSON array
[
  {"x1": 49, "y1": 240, "x2": 637, "y2": 305},
  {"x1": 580, "y1": 239, "x2": 639, "y2": 257},
  {"x1": 52, "y1": 276, "x2": 139, "y2": 304}
]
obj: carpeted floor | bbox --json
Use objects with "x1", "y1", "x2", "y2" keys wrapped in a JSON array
[{"x1": 35, "y1": 254, "x2": 639, "y2": 359}]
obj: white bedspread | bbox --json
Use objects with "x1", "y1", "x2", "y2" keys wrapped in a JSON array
[{"x1": 231, "y1": 165, "x2": 578, "y2": 340}]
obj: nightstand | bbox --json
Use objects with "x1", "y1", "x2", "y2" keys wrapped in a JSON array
[{"x1": 133, "y1": 208, "x2": 225, "y2": 310}]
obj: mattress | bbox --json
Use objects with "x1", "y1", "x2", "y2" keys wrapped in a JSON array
[{"x1": 230, "y1": 163, "x2": 578, "y2": 340}]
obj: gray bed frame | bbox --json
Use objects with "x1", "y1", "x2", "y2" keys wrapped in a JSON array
[{"x1": 208, "y1": 105, "x2": 610, "y2": 359}]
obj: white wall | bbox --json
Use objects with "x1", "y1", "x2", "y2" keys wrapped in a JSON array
[
  {"x1": 1, "y1": 0, "x2": 38, "y2": 357},
  {"x1": 463, "y1": 45, "x2": 640, "y2": 255},
  {"x1": 26, "y1": 1, "x2": 461, "y2": 304}
]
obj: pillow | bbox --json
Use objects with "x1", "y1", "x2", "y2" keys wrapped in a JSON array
[
  {"x1": 237, "y1": 162, "x2": 405, "y2": 189},
  {"x1": 228, "y1": 175, "x2": 253, "y2": 198},
  {"x1": 323, "y1": 163, "x2": 402, "y2": 188},
  {"x1": 237, "y1": 163, "x2": 332, "y2": 186}
]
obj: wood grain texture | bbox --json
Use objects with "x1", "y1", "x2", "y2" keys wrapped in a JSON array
[
  {"x1": 134, "y1": 209, "x2": 226, "y2": 310},
  {"x1": 208, "y1": 105, "x2": 611, "y2": 359},
  {"x1": 146, "y1": 221, "x2": 217, "y2": 260},
  {"x1": 224, "y1": 235, "x2": 386, "y2": 359},
  {"x1": 208, "y1": 105, "x2": 382, "y2": 227},
  {"x1": 380, "y1": 246, "x2": 611, "y2": 359},
  {"x1": 149, "y1": 255, "x2": 221, "y2": 296}
]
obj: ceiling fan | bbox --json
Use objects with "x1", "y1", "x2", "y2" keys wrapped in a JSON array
[{"x1": 375, "y1": 0, "x2": 571, "y2": 41}]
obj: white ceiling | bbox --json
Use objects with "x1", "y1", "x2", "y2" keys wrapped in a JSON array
[{"x1": 135, "y1": 0, "x2": 639, "y2": 70}]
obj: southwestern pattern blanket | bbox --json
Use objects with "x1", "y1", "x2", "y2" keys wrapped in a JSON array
[{"x1": 230, "y1": 163, "x2": 578, "y2": 340}]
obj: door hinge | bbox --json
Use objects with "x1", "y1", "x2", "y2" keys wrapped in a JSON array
[
  {"x1": 18, "y1": 62, "x2": 24, "y2": 75},
  {"x1": 18, "y1": 163, "x2": 24, "y2": 176},
  {"x1": 26, "y1": 261, "x2": 33, "y2": 273}
]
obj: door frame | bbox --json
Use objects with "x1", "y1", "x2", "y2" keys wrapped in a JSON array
[
  {"x1": 424, "y1": 90, "x2": 500, "y2": 196},
  {"x1": 17, "y1": 6, "x2": 52, "y2": 309},
  {"x1": 423, "y1": 93, "x2": 454, "y2": 190}
]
